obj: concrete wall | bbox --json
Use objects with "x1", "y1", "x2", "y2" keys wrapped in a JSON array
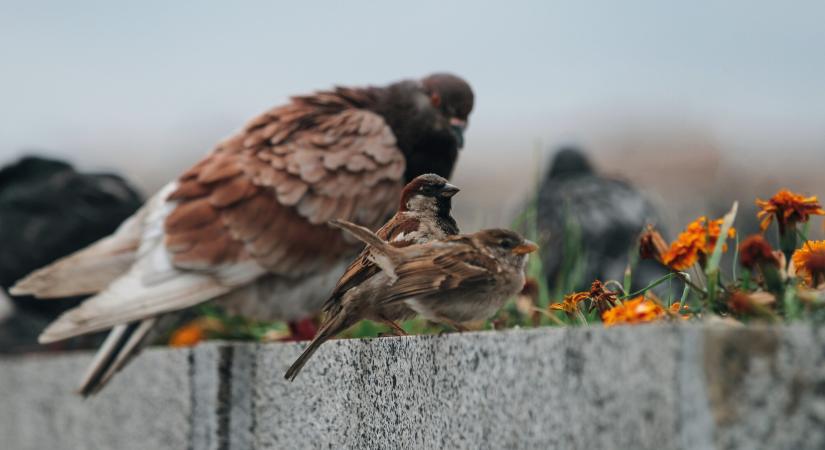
[{"x1": 2, "y1": 324, "x2": 825, "y2": 449}]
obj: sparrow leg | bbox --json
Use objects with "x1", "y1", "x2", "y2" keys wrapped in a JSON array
[
  {"x1": 378, "y1": 318, "x2": 408, "y2": 337},
  {"x1": 435, "y1": 316, "x2": 469, "y2": 333}
]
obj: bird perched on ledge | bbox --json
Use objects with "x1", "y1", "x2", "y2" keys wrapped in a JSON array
[
  {"x1": 13, "y1": 73, "x2": 474, "y2": 395},
  {"x1": 285, "y1": 220, "x2": 536, "y2": 381},
  {"x1": 325, "y1": 173, "x2": 460, "y2": 335}
]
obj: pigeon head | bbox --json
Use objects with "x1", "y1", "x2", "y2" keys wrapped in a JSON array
[
  {"x1": 373, "y1": 73, "x2": 474, "y2": 182},
  {"x1": 548, "y1": 146, "x2": 594, "y2": 179},
  {"x1": 398, "y1": 173, "x2": 460, "y2": 213},
  {"x1": 473, "y1": 229, "x2": 538, "y2": 269},
  {"x1": 421, "y1": 73, "x2": 475, "y2": 147}
]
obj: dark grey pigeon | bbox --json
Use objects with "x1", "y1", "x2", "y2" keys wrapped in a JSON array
[
  {"x1": 537, "y1": 146, "x2": 669, "y2": 293},
  {"x1": 0, "y1": 155, "x2": 142, "y2": 352}
]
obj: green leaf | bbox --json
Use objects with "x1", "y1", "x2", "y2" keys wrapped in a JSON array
[
  {"x1": 620, "y1": 272, "x2": 682, "y2": 299},
  {"x1": 707, "y1": 201, "x2": 738, "y2": 274}
]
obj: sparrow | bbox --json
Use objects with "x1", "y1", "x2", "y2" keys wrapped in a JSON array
[
  {"x1": 537, "y1": 146, "x2": 669, "y2": 292},
  {"x1": 325, "y1": 173, "x2": 460, "y2": 335},
  {"x1": 12, "y1": 73, "x2": 474, "y2": 395},
  {"x1": 284, "y1": 220, "x2": 537, "y2": 380}
]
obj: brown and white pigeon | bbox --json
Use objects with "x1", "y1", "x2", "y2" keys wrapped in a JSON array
[{"x1": 12, "y1": 73, "x2": 474, "y2": 395}]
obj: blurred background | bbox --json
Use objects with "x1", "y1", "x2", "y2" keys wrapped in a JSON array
[
  {"x1": 2, "y1": 1, "x2": 825, "y2": 341},
  {"x1": 3, "y1": 1, "x2": 825, "y2": 230}
]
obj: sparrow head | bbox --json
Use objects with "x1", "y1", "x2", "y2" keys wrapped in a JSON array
[
  {"x1": 473, "y1": 229, "x2": 538, "y2": 269},
  {"x1": 420, "y1": 73, "x2": 474, "y2": 149},
  {"x1": 399, "y1": 173, "x2": 460, "y2": 213}
]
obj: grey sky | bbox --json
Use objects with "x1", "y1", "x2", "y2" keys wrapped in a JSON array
[{"x1": 2, "y1": 0, "x2": 824, "y2": 200}]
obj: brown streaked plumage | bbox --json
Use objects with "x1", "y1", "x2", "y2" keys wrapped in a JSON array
[
  {"x1": 12, "y1": 73, "x2": 474, "y2": 395},
  {"x1": 323, "y1": 173, "x2": 460, "y2": 333},
  {"x1": 284, "y1": 220, "x2": 536, "y2": 381}
]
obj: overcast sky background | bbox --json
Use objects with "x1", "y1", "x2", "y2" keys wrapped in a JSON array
[{"x1": 2, "y1": 0, "x2": 824, "y2": 215}]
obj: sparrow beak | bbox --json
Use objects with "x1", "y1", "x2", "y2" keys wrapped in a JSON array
[
  {"x1": 449, "y1": 117, "x2": 467, "y2": 149},
  {"x1": 512, "y1": 240, "x2": 539, "y2": 255},
  {"x1": 439, "y1": 183, "x2": 460, "y2": 197}
]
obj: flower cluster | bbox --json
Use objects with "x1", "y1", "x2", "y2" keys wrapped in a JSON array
[
  {"x1": 661, "y1": 216, "x2": 736, "y2": 270},
  {"x1": 548, "y1": 280, "x2": 619, "y2": 315},
  {"x1": 576, "y1": 188, "x2": 825, "y2": 329}
]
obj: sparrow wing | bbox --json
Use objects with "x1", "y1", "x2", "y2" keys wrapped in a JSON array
[
  {"x1": 321, "y1": 214, "x2": 423, "y2": 312},
  {"x1": 375, "y1": 240, "x2": 499, "y2": 305}
]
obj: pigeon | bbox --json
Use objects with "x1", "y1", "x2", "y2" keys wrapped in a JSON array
[
  {"x1": 285, "y1": 220, "x2": 536, "y2": 380},
  {"x1": 537, "y1": 146, "x2": 668, "y2": 292},
  {"x1": 12, "y1": 73, "x2": 474, "y2": 395},
  {"x1": 0, "y1": 155, "x2": 142, "y2": 353}
]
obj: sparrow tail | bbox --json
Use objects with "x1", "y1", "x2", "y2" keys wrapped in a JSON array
[
  {"x1": 328, "y1": 219, "x2": 402, "y2": 278},
  {"x1": 283, "y1": 332, "x2": 330, "y2": 382},
  {"x1": 284, "y1": 310, "x2": 354, "y2": 382},
  {"x1": 328, "y1": 219, "x2": 393, "y2": 250}
]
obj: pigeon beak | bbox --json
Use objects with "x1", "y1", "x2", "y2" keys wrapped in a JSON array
[
  {"x1": 512, "y1": 240, "x2": 539, "y2": 255},
  {"x1": 449, "y1": 117, "x2": 467, "y2": 149},
  {"x1": 439, "y1": 183, "x2": 460, "y2": 197}
]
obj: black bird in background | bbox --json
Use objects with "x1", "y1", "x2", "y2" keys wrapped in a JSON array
[
  {"x1": 537, "y1": 146, "x2": 669, "y2": 293},
  {"x1": 0, "y1": 155, "x2": 143, "y2": 353}
]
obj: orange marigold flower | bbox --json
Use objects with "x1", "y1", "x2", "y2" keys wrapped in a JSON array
[
  {"x1": 168, "y1": 317, "x2": 223, "y2": 347},
  {"x1": 169, "y1": 322, "x2": 206, "y2": 347},
  {"x1": 738, "y1": 234, "x2": 780, "y2": 270},
  {"x1": 662, "y1": 216, "x2": 736, "y2": 270},
  {"x1": 601, "y1": 296, "x2": 666, "y2": 327},
  {"x1": 756, "y1": 189, "x2": 825, "y2": 233},
  {"x1": 791, "y1": 240, "x2": 825, "y2": 287},
  {"x1": 549, "y1": 291, "x2": 589, "y2": 313}
]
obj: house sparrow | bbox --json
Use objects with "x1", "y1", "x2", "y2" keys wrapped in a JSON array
[
  {"x1": 323, "y1": 173, "x2": 460, "y2": 336},
  {"x1": 12, "y1": 73, "x2": 474, "y2": 395},
  {"x1": 284, "y1": 220, "x2": 536, "y2": 381}
]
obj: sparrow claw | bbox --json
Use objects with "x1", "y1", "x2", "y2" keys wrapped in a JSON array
[
  {"x1": 378, "y1": 318, "x2": 408, "y2": 336},
  {"x1": 435, "y1": 316, "x2": 468, "y2": 333}
]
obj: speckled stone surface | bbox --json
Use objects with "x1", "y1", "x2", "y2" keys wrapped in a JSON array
[
  {"x1": 0, "y1": 347, "x2": 194, "y2": 450},
  {"x1": 2, "y1": 325, "x2": 825, "y2": 449}
]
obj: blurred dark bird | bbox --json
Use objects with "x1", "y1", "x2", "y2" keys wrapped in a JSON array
[
  {"x1": 537, "y1": 146, "x2": 668, "y2": 292},
  {"x1": 0, "y1": 155, "x2": 142, "y2": 353},
  {"x1": 285, "y1": 220, "x2": 535, "y2": 380},
  {"x1": 12, "y1": 73, "x2": 474, "y2": 395}
]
